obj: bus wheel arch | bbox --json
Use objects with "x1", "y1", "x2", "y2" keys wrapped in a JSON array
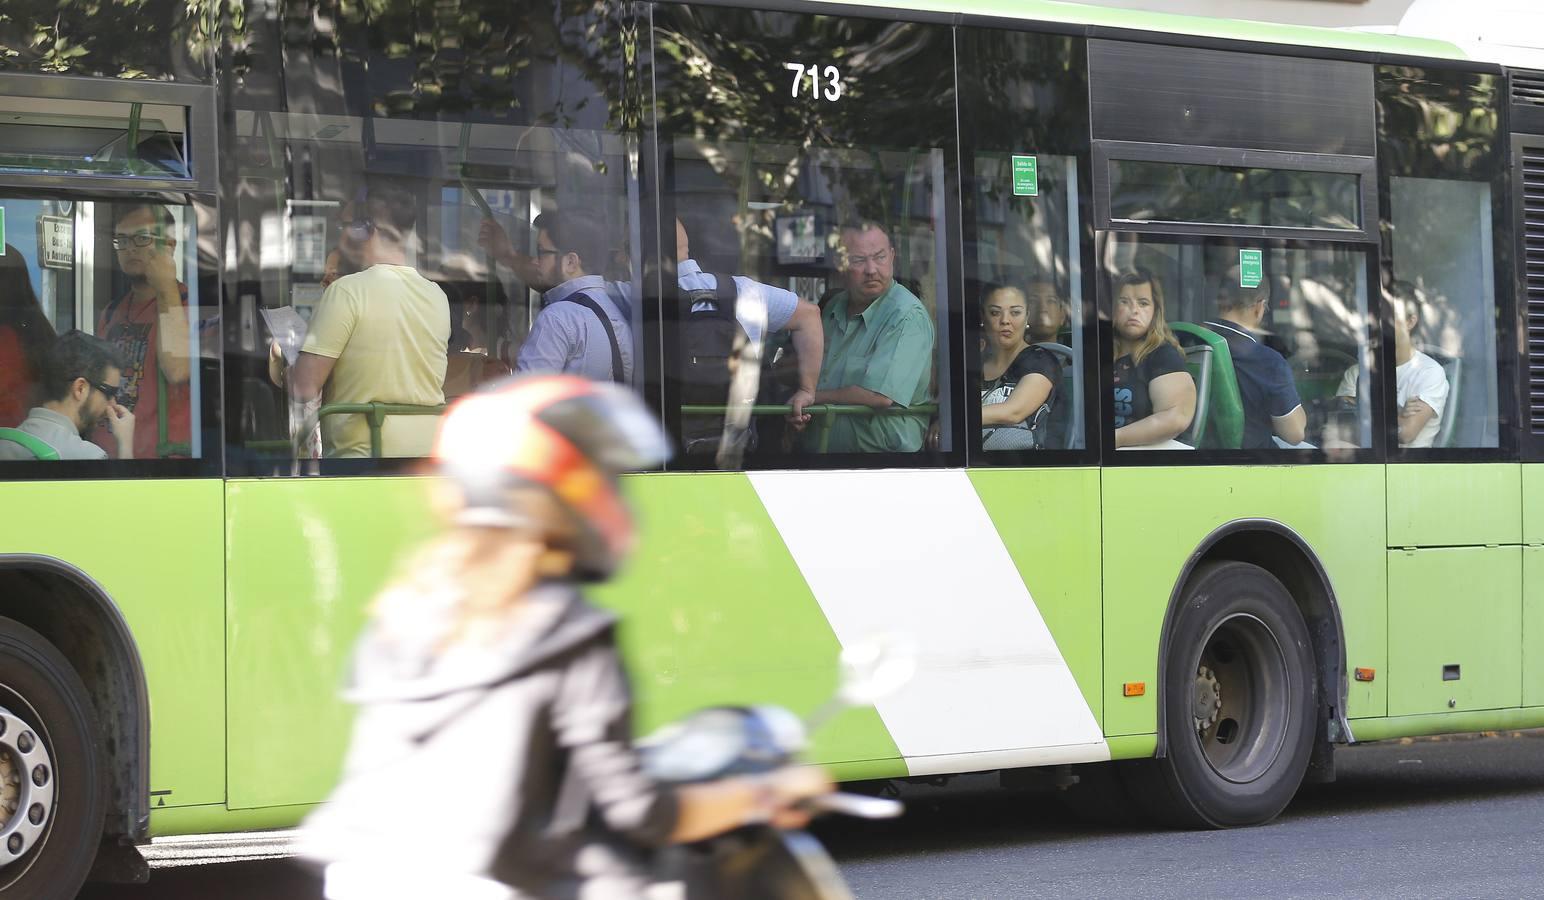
[
  {"x1": 0, "y1": 556, "x2": 150, "y2": 848},
  {"x1": 1130, "y1": 521, "x2": 1346, "y2": 827}
]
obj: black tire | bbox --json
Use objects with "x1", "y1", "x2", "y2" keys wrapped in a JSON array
[
  {"x1": 1128, "y1": 561, "x2": 1317, "y2": 829},
  {"x1": 0, "y1": 617, "x2": 107, "y2": 897}
]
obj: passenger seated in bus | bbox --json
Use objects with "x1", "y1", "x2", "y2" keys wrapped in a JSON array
[
  {"x1": 1111, "y1": 268, "x2": 1195, "y2": 449},
  {"x1": 1024, "y1": 278, "x2": 1071, "y2": 345},
  {"x1": 97, "y1": 203, "x2": 199, "y2": 459},
  {"x1": 980, "y1": 284, "x2": 1060, "y2": 450},
  {"x1": 1203, "y1": 275, "x2": 1306, "y2": 448},
  {"x1": 0, "y1": 247, "x2": 56, "y2": 426},
  {"x1": 270, "y1": 178, "x2": 451, "y2": 458},
  {"x1": 1333, "y1": 281, "x2": 1448, "y2": 448},
  {"x1": 806, "y1": 221, "x2": 935, "y2": 453},
  {"x1": 481, "y1": 209, "x2": 633, "y2": 384},
  {"x1": 0, "y1": 331, "x2": 134, "y2": 461},
  {"x1": 674, "y1": 217, "x2": 823, "y2": 448}
]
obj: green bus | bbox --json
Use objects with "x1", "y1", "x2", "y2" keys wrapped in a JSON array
[{"x1": 0, "y1": 0, "x2": 1540, "y2": 891}]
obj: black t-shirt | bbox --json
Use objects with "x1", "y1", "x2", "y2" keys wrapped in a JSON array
[
  {"x1": 1112, "y1": 343, "x2": 1186, "y2": 429},
  {"x1": 981, "y1": 345, "x2": 1062, "y2": 448}
]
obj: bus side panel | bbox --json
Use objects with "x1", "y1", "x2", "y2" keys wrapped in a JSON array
[
  {"x1": 1522, "y1": 465, "x2": 1544, "y2": 706},
  {"x1": 1100, "y1": 465, "x2": 1388, "y2": 738},
  {"x1": 0, "y1": 480, "x2": 225, "y2": 810},
  {"x1": 967, "y1": 468, "x2": 1103, "y2": 729},
  {"x1": 224, "y1": 473, "x2": 901, "y2": 812},
  {"x1": 224, "y1": 478, "x2": 437, "y2": 811}
]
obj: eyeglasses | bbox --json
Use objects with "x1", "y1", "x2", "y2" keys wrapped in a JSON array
[
  {"x1": 339, "y1": 219, "x2": 376, "y2": 238},
  {"x1": 79, "y1": 379, "x2": 120, "y2": 402},
  {"x1": 111, "y1": 232, "x2": 161, "y2": 250},
  {"x1": 846, "y1": 249, "x2": 890, "y2": 268},
  {"x1": 535, "y1": 248, "x2": 563, "y2": 259}
]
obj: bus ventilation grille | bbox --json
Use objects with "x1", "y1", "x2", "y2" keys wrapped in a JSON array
[
  {"x1": 1526, "y1": 145, "x2": 1544, "y2": 433},
  {"x1": 1515, "y1": 72, "x2": 1544, "y2": 107}
]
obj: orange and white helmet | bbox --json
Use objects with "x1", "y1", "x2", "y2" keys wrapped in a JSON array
[{"x1": 432, "y1": 375, "x2": 670, "y2": 580}]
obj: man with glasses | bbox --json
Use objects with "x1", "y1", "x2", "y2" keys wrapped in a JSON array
[
  {"x1": 97, "y1": 203, "x2": 193, "y2": 459},
  {"x1": 0, "y1": 331, "x2": 135, "y2": 460},
  {"x1": 480, "y1": 209, "x2": 633, "y2": 384},
  {"x1": 807, "y1": 221, "x2": 935, "y2": 453},
  {"x1": 270, "y1": 178, "x2": 451, "y2": 458}
]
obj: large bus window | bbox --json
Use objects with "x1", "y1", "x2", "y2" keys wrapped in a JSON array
[
  {"x1": 0, "y1": 95, "x2": 189, "y2": 179},
  {"x1": 0, "y1": 197, "x2": 216, "y2": 466},
  {"x1": 1102, "y1": 236, "x2": 1374, "y2": 454},
  {"x1": 654, "y1": 7, "x2": 957, "y2": 466},
  {"x1": 226, "y1": 0, "x2": 647, "y2": 471},
  {"x1": 957, "y1": 29, "x2": 1090, "y2": 457},
  {"x1": 0, "y1": 1, "x2": 209, "y2": 81},
  {"x1": 1376, "y1": 66, "x2": 1505, "y2": 451}
]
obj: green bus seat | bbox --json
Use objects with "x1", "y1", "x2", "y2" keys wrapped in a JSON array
[
  {"x1": 0, "y1": 428, "x2": 61, "y2": 461},
  {"x1": 1419, "y1": 345, "x2": 1462, "y2": 448},
  {"x1": 1171, "y1": 322, "x2": 1244, "y2": 449},
  {"x1": 1033, "y1": 341, "x2": 1080, "y2": 449}
]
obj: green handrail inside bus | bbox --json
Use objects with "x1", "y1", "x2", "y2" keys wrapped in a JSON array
[
  {"x1": 680, "y1": 403, "x2": 938, "y2": 453},
  {"x1": 318, "y1": 402, "x2": 447, "y2": 459}
]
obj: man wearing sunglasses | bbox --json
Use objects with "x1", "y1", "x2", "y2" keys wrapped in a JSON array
[
  {"x1": 96, "y1": 203, "x2": 193, "y2": 459},
  {"x1": 0, "y1": 331, "x2": 135, "y2": 461}
]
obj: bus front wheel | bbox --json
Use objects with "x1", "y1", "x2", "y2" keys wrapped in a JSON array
[
  {"x1": 1133, "y1": 561, "x2": 1317, "y2": 828},
  {"x1": 0, "y1": 617, "x2": 107, "y2": 896}
]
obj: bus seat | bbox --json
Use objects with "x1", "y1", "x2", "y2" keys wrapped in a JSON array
[
  {"x1": 1419, "y1": 345, "x2": 1462, "y2": 448},
  {"x1": 1179, "y1": 343, "x2": 1212, "y2": 446},
  {"x1": 1033, "y1": 341, "x2": 1080, "y2": 449},
  {"x1": 1171, "y1": 322, "x2": 1244, "y2": 449},
  {"x1": 0, "y1": 428, "x2": 60, "y2": 461}
]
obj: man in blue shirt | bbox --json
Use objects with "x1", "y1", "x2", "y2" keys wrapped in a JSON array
[{"x1": 1204, "y1": 276, "x2": 1306, "y2": 449}]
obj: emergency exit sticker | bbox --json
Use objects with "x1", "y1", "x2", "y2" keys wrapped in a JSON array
[
  {"x1": 1239, "y1": 248, "x2": 1263, "y2": 289},
  {"x1": 1012, "y1": 155, "x2": 1038, "y2": 197}
]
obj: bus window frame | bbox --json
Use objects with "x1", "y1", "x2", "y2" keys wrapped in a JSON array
[
  {"x1": 0, "y1": 72, "x2": 215, "y2": 195},
  {"x1": 0, "y1": 187, "x2": 222, "y2": 481},
  {"x1": 1372, "y1": 62, "x2": 1517, "y2": 464},
  {"x1": 1093, "y1": 230, "x2": 1389, "y2": 467},
  {"x1": 650, "y1": 5, "x2": 967, "y2": 473},
  {"x1": 1093, "y1": 141, "x2": 1379, "y2": 245}
]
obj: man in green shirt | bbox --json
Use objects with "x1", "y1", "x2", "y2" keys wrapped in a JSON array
[{"x1": 807, "y1": 222, "x2": 935, "y2": 453}]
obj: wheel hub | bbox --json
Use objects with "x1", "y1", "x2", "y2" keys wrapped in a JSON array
[
  {"x1": 1192, "y1": 665, "x2": 1222, "y2": 733},
  {"x1": 0, "y1": 707, "x2": 53, "y2": 865}
]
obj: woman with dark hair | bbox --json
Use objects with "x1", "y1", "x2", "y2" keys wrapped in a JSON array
[
  {"x1": 0, "y1": 248, "x2": 57, "y2": 425},
  {"x1": 980, "y1": 284, "x2": 1060, "y2": 450},
  {"x1": 1111, "y1": 267, "x2": 1195, "y2": 449}
]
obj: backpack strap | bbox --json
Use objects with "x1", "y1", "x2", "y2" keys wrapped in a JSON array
[
  {"x1": 557, "y1": 292, "x2": 624, "y2": 383},
  {"x1": 0, "y1": 428, "x2": 61, "y2": 461}
]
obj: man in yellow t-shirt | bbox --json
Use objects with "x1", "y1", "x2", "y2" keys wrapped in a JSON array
[{"x1": 274, "y1": 179, "x2": 450, "y2": 457}]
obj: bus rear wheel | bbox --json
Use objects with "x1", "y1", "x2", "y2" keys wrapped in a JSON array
[
  {"x1": 0, "y1": 617, "x2": 106, "y2": 896},
  {"x1": 1132, "y1": 561, "x2": 1317, "y2": 828}
]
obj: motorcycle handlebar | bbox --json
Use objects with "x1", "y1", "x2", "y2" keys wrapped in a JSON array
[{"x1": 803, "y1": 792, "x2": 904, "y2": 820}]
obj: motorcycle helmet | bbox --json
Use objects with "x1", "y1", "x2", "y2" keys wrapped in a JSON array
[{"x1": 432, "y1": 375, "x2": 670, "y2": 580}]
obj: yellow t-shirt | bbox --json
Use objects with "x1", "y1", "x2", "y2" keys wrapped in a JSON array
[{"x1": 302, "y1": 265, "x2": 450, "y2": 458}]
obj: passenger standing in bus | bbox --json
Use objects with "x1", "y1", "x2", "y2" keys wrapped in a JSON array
[
  {"x1": 1203, "y1": 275, "x2": 1307, "y2": 449},
  {"x1": 0, "y1": 248, "x2": 55, "y2": 427},
  {"x1": 1111, "y1": 269, "x2": 1195, "y2": 449},
  {"x1": 271, "y1": 179, "x2": 451, "y2": 458},
  {"x1": 980, "y1": 284, "x2": 1060, "y2": 450},
  {"x1": 1333, "y1": 281, "x2": 1449, "y2": 448},
  {"x1": 480, "y1": 211, "x2": 635, "y2": 384},
  {"x1": 0, "y1": 331, "x2": 134, "y2": 461},
  {"x1": 96, "y1": 203, "x2": 193, "y2": 458},
  {"x1": 807, "y1": 222, "x2": 935, "y2": 453}
]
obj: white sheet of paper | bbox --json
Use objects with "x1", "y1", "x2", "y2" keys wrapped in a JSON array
[{"x1": 261, "y1": 305, "x2": 309, "y2": 367}]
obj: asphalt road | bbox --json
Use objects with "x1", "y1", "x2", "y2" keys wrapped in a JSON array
[{"x1": 79, "y1": 733, "x2": 1544, "y2": 899}]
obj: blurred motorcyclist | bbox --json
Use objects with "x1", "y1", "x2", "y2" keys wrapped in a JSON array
[{"x1": 299, "y1": 375, "x2": 829, "y2": 899}]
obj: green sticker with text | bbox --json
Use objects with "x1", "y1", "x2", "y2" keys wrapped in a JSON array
[
  {"x1": 1012, "y1": 155, "x2": 1038, "y2": 197},
  {"x1": 1239, "y1": 248, "x2": 1262, "y2": 289}
]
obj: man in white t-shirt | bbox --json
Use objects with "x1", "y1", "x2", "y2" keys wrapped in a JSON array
[{"x1": 1335, "y1": 283, "x2": 1449, "y2": 448}]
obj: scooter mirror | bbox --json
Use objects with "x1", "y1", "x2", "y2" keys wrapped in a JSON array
[{"x1": 836, "y1": 634, "x2": 917, "y2": 707}]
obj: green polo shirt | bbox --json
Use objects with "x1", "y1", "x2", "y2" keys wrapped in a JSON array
[{"x1": 811, "y1": 281, "x2": 935, "y2": 453}]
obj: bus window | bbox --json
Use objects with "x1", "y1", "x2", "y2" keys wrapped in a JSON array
[
  {"x1": 1377, "y1": 66, "x2": 1505, "y2": 451},
  {"x1": 226, "y1": 0, "x2": 648, "y2": 471},
  {"x1": 0, "y1": 198, "x2": 215, "y2": 465},
  {"x1": 957, "y1": 28, "x2": 1090, "y2": 457},
  {"x1": 1102, "y1": 236, "x2": 1374, "y2": 455},
  {"x1": 655, "y1": 7, "x2": 957, "y2": 467}
]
